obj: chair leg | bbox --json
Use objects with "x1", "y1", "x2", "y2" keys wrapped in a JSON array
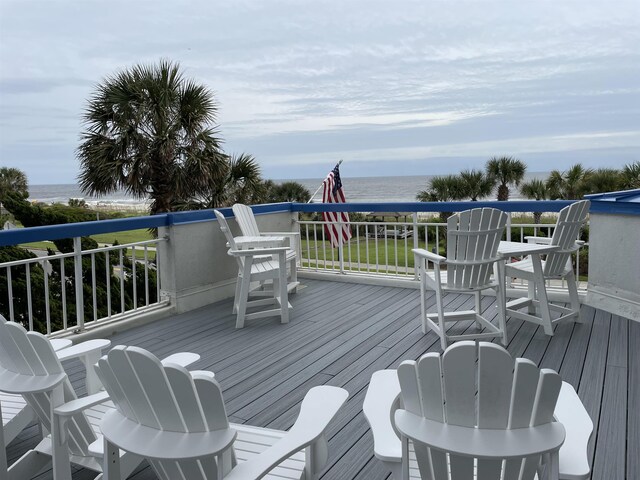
[
  {"x1": 474, "y1": 291, "x2": 482, "y2": 328},
  {"x1": 51, "y1": 385, "x2": 72, "y2": 480},
  {"x1": 566, "y1": 269, "x2": 582, "y2": 322},
  {"x1": 102, "y1": 437, "x2": 121, "y2": 480},
  {"x1": 419, "y1": 272, "x2": 428, "y2": 335},
  {"x1": 528, "y1": 275, "x2": 537, "y2": 314},
  {"x1": 289, "y1": 257, "x2": 298, "y2": 294},
  {"x1": 531, "y1": 254, "x2": 554, "y2": 335},
  {"x1": 278, "y1": 252, "x2": 289, "y2": 324},
  {"x1": 232, "y1": 273, "x2": 242, "y2": 314},
  {"x1": 434, "y1": 288, "x2": 447, "y2": 350},
  {"x1": 495, "y1": 263, "x2": 508, "y2": 346},
  {"x1": 236, "y1": 263, "x2": 253, "y2": 329},
  {"x1": 0, "y1": 400, "x2": 6, "y2": 477}
]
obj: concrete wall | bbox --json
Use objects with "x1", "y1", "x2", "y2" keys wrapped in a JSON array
[
  {"x1": 586, "y1": 212, "x2": 640, "y2": 322},
  {"x1": 158, "y1": 211, "x2": 297, "y2": 314}
]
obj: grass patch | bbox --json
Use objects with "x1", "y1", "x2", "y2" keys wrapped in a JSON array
[{"x1": 91, "y1": 229, "x2": 153, "y2": 245}]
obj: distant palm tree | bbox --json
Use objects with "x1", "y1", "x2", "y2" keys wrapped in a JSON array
[
  {"x1": 459, "y1": 169, "x2": 495, "y2": 201},
  {"x1": 581, "y1": 168, "x2": 623, "y2": 195},
  {"x1": 417, "y1": 175, "x2": 464, "y2": 222},
  {"x1": 0, "y1": 167, "x2": 28, "y2": 200},
  {"x1": 520, "y1": 178, "x2": 548, "y2": 224},
  {"x1": 267, "y1": 181, "x2": 311, "y2": 203},
  {"x1": 546, "y1": 164, "x2": 591, "y2": 199},
  {"x1": 77, "y1": 60, "x2": 227, "y2": 215},
  {"x1": 485, "y1": 156, "x2": 526, "y2": 201},
  {"x1": 621, "y1": 161, "x2": 640, "y2": 189}
]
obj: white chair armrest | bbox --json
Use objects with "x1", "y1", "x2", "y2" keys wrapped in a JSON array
[
  {"x1": 50, "y1": 338, "x2": 73, "y2": 351},
  {"x1": 54, "y1": 391, "x2": 110, "y2": 417},
  {"x1": 161, "y1": 352, "x2": 200, "y2": 368},
  {"x1": 224, "y1": 386, "x2": 348, "y2": 480},
  {"x1": 363, "y1": 370, "x2": 402, "y2": 463},
  {"x1": 229, "y1": 246, "x2": 290, "y2": 257},
  {"x1": 555, "y1": 382, "x2": 593, "y2": 480},
  {"x1": 395, "y1": 410, "x2": 565, "y2": 459},
  {"x1": 525, "y1": 236, "x2": 552, "y2": 244},
  {"x1": 262, "y1": 231, "x2": 300, "y2": 237},
  {"x1": 413, "y1": 248, "x2": 446, "y2": 265},
  {"x1": 56, "y1": 339, "x2": 111, "y2": 362},
  {"x1": 234, "y1": 236, "x2": 286, "y2": 249}
]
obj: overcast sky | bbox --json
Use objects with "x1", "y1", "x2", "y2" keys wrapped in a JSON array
[{"x1": 0, "y1": 0, "x2": 638, "y2": 185}]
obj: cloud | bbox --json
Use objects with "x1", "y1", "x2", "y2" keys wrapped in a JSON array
[{"x1": 0, "y1": 0, "x2": 638, "y2": 183}]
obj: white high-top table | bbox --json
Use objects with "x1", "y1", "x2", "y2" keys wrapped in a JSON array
[{"x1": 497, "y1": 241, "x2": 559, "y2": 336}]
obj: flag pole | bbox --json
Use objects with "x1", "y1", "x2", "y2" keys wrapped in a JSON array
[{"x1": 307, "y1": 159, "x2": 343, "y2": 203}]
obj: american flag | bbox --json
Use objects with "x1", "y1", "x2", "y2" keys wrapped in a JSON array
[{"x1": 322, "y1": 163, "x2": 352, "y2": 248}]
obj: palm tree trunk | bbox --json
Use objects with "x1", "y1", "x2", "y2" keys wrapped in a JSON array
[{"x1": 497, "y1": 184, "x2": 509, "y2": 201}]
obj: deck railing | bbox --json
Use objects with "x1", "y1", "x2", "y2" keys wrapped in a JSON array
[
  {"x1": 0, "y1": 200, "x2": 589, "y2": 335},
  {"x1": 1, "y1": 238, "x2": 166, "y2": 335},
  {"x1": 292, "y1": 201, "x2": 588, "y2": 291},
  {"x1": 0, "y1": 214, "x2": 177, "y2": 336}
]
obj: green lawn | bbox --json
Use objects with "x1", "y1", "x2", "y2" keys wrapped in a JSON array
[
  {"x1": 20, "y1": 228, "x2": 156, "y2": 261},
  {"x1": 300, "y1": 237, "x2": 444, "y2": 272},
  {"x1": 91, "y1": 229, "x2": 153, "y2": 245}
]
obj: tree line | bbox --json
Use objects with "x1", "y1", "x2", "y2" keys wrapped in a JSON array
[{"x1": 417, "y1": 156, "x2": 639, "y2": 203}]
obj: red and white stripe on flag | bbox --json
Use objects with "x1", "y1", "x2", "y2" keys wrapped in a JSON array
[{"x1": 322, "y1": 167, "x2": 352, "y2": 248}]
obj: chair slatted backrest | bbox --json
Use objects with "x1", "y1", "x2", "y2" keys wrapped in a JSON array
[
  {"x1": 446, "y1": 208, "x2": 508, "y2": 290},
  {"x1": 214, "y1": 210, "x2": 244, "y2": 269},
  {"x1": 397, "y1": 342, "x2": 562, "y2": 480},
  {"x1": 544, "y1": 200, "x2": 590, "y2": 277},
  {"x1": 0, "y1": 318, "x2": 97, "y2": 457},
  {"x1": 232, "y1": 204, "x2": 261, "y2": 237},
  {"x1": 95, "y1": 346, "x2": 231, "y2": 480}
]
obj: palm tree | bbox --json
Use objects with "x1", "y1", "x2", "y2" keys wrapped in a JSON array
[
  {"x1": 459, "y1": 169, "x2": 495, "y2": 201},
  {"x1": 267, "y1": 181, "x2": 311, "y2": 203},
  {"x1": 546, "y1": 164, "x2": 591, "y2": 199},
  {"x1": 0, "y1": 167, "x2": 28, "y2": 200},
  {"x1": 77, "y1": 60, "x2": 227, "y2": 215},
  {"x1": 621, "y1": 161, "x2": 640, "y2": 189},
  {"x1": 178, "y1": 153, "x2": 264, "y2": 209},
  {"x1": 520, "y1": 178, "x2": 548, "y2": 224},
  {"x1": 485, "y1": 156, "x2": 526, "y2": 201},
  {"x1": 417, "y1": 175, "x2": 464, "y2": 222},
  {"x1": 581, "y1": 168, "x2": 623, "y2": 195}
]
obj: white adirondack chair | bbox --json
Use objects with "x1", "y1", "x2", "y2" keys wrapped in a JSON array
[
  {"x1": 214, "y1": 209, "x2": 292, "y2": 328},
  {"x1": 232, "y1": 203, "x2": 300, "y2": 293},
  {"x1": 1, "y1": 317, "x2": 72, "y2": 450},
  {"x1": 0, "y1": 316, "x2": 112, "y2": 472},
  {"x1": 505, "y1": 200, "x2": 590, "y2": 335},
  {"x1": 95, "y1": 345, "x2": 349, "y2": 480},
  {"x1": 413, "y1": 208, "x2": 508, "y2": 350},
  {"x1": 0, "y1": 320, "x2": 198, "y2": 480},
  {"x1": 363, "y1": 342, "x2": 593, "y2": 480}
]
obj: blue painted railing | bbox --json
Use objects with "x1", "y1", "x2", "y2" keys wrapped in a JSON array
[
  {"x1": 1, "y1": 199, "x2": 600, "y2": 335},
  {"x1": 0, "y1": 200, "x2": 581, "y2": 247},
  {"x1": 0, "y1": 204, "x2": 293, "y2": 246},
  {"x1": 292, "y1": 200, "x2": 576, "y2": 214}
]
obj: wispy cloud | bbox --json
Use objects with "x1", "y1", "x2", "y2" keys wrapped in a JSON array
[{"x1": 0, "y1": 0, "x2": 638, "y2": 182}]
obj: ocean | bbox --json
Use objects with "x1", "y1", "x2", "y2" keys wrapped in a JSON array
[{"x1": 29, "y1": 173, "x2": 550, "y2": 208}]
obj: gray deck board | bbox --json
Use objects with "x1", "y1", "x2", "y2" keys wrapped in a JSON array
[{"x1": 5, "y1": 278, "x2": 634, "y2": 480}]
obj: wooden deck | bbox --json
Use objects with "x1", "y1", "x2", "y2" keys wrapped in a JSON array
[{"x1": 6, "y1": 278, "x2": 637, "y2": 480}]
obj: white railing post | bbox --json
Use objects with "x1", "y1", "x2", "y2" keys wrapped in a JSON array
[
  {"x1": 73, "y1": 237, "x2": 85, "y2": 332},
  {"x1": 413, "y1": 213, "x2": 419, "y2": 280},
  {"x1": 506, "y1": 212, "x2": 512, "y2": 242},
  {"x1": 337, "y1": 218, "x2": 345, "y2": 274}
]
